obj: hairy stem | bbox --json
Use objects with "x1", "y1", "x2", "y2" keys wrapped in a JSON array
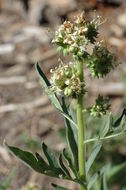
[{"x1": 77, "y1": 61, "x2": 87, "y2": 190}]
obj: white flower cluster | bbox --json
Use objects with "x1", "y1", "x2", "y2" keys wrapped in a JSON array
[
  {"x1": 52, "y1": 12, "x2": 101, "y2": 61},
  {"x1": 50, "y1": 60, "x2": 85, "y2": 98}
]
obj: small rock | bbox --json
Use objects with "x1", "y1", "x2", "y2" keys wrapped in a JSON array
[
  {"x1": 22, "y1": 26, "x2": 49, "y2": 43},
  {"x1": 117, "y1": 12, "x2": 126, "y2": 28},
  {"x1": 48, "y1": 0, "x2": 76, "y2": 14},
  {"x1": 15, "y1": 54, "x2": 28, "y2": 64},
  {"x1": 0, "y1": 43, "x2": 15, "y2": 55},
  {"x1": 109, "y1": 37, "x2": 123, "y2": 47},
  {"x1": 11, "y1": 34, "x2": 31, "y2": 44}
]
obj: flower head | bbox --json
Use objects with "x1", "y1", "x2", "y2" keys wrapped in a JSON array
[
  {"x1": 52, "y1": 12, "x2": 101, "y2": 60},
  {"x1": 50, "y1": 60, "x2": 85, "y2": 98},
  {"x1": 87, "y1": 95, "x2": 110, "y2": 117},
  {"x1": 87, "y1": 43, "x2": 118, "y2": 78}
]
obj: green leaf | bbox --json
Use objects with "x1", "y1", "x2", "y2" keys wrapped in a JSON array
[
  {"x1": 62, "y1": 97, "x2": 78, "y2": 172},
  {"x1": 63, "y1": 48, "x2": 68, "y2": 56},
  {"x1": 62, "y1": 150, "x2": 86, "y2": 186},
  {"x1": 35, "y1": 152, "x2": 59, "y2": 177},
  {"x1": 88, "y1": 173, "x2": 99, "y2": 190},
  {"x1": 35, "y1": 63, "x2": 77, "y2": 127},
  {"x1": 56, "y1": 47, "x2": 64, "y2": 54},
  {"x1": 35, "y1": 63, "x2": 61, "y2": 110},
  {"x1": 100, "y1": 114, "x2": 113, "y2": 138},
  {"x1": 35, "y1": 152, "x2": 49, "y2": 171},
  {"x1": 42, "y1": 143, "x2": 65, "y2": 177},
  {"x1": 113, "y1": 108, "x2": 126, "y2": 128},
  {"x1": 88, "y1": 166, "x2": 107, "y2": 190},
  {"x1": 36, "y1": 63, "x2": 78, "y2": 171},
  {"x1": 42, "y1": 143, "x2": 59, "y2": 168},
  {"x1": 52, "y1": 184, "x2": 70, "y2": 190},
  {"x1": 59, "y1": 109, "x2": 77, "y2": 128},
  {"x1": 63, "y1": 149, "x2": 73, "y2": 167},
  {"x1": 0, "y1": 167, "x2": 18, "y2": 190},
  {"x1": 120, "y1": 115, "x2": 126, "y2": 130},
  {"x1": 86, "y1": 143, "x2": 102, "y2": 174},
  {"x1": 4, "y1": 141, "x2": 42, "y2": 173},
  {"x1": 5, "y1": 141, "x2": 68, "y2": 179},
  {"x1": 63, "y1": 148, "x2": 76, "y2": 177},
  {"x1": 100, "y1": 173, "x2": 107, "y2": 190},
  {"x1": 59, "y1": 154, "x2": 71, "y2": 178},
  {"x1": 107, "y1": 162, "x2": 126, "y2": 185}
]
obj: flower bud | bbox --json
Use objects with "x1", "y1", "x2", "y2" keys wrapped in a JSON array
[
  {"x1": 77, "y1": 51, "x2": 84, "y2": 57},
  {"x1": 64, "y1": 87, "x2": 72, "y2": 97},
  {"x1": 87, "y1": 95, "x2": 110, "y2": 117},
  {"x1": 87, "y1": 44, "x2": 118, "y2": 78}
]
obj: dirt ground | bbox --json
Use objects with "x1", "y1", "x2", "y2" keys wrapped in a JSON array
[{"x1": 0, "y1": 0, "x2": 126, "y2": 189}]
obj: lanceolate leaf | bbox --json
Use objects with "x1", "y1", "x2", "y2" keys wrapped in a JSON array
[
  {"x1": 84, "y1": 111, "x2": 126, "y2": 144},
  {"x1": 86, "y1": 143, "x2": 102, "y2": 174},
  {"x1": 59, "y1": 154, "x2": 71, "y2": 178},
  {"x1": 42, "y1": 143, "x2": 65, "y2": 177},
  {"x1": 5, "y1": 141, "x2": 72, "y2": 179},
  {"x1": 36, "y1": 63, "x2": 78, "y2": 172},
  {"x1": 100, "y1": 173, "x2": 107, "y2": 190},
  {"x1": 88, "y1": 173, "x2": 99, "y2": 190},
  {"x1": 63, "y1": 148, "x2": 76, "y2": 177},
  {"x1": 100, "y1": 114, "x2": 113, "y2": 138},
  {"x1": 42, "y1": 143, "x2": 59, "y2": 168},
  {"x1": 120, "y1": 115, "x2": 126, "y2": 130},
  {"x1": 35, "y1": 63, "x2": 61, "y2": 110},
  {"x1": 88, "y1": 166, "x2": 107, "y2": 190},
  {"x1": 52, "y1": 184, "x2": 71, "y2": 190},
  {"x1": 59, "y1": 109, "x2": 77, "y2": 128},
  {"x1": 107, "y1": 162, "x2": 126, "y2": 185},
  {"x1": 35, "y1": 63, "x2": 77, "y2": 127},
  {"x1": 113, "y1": 108, "x2": 126, "y2": 128},
  {"x1": 62, "y1": 97, "x2": 78, "y2": 172},
  {"x1": 35, "y1": 152, "x2": 49, "y2": 171},
  {"x1": 4, "y1": 141, "x2": 42, "y2": 173},
  {"x1": 62, "y1": 150, "x2": 86, "y2": 186}
]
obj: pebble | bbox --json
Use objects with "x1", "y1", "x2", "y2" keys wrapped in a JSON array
[
  {"x1": 109, "y1": 37, "x2": 123, "y2": 47},
  {"x1": 0, "y1": 43, "x2": 15, "y2": 55},
  {"x1": 117, "y1": 12, "x2": 126, "y2": 28},
  {"x1": 22, "y1": 26, "x2": 49, "y2": 43}
]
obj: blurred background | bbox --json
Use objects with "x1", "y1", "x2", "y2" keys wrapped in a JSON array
[{"x1": 0, "y1": 0, "x2": 126, "y2": 189}]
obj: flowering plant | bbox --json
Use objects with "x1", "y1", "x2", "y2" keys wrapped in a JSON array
[{"x1": 4, "y1": 12, "x2": 126, "y2": 190}]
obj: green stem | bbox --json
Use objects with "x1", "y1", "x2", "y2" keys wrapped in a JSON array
[
  {"x1": 77, "y1": 61, "x2": 87, "y2": 190},
  {"x1": 84, "y1": 129, "x2": 126, "y2": 144}
]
